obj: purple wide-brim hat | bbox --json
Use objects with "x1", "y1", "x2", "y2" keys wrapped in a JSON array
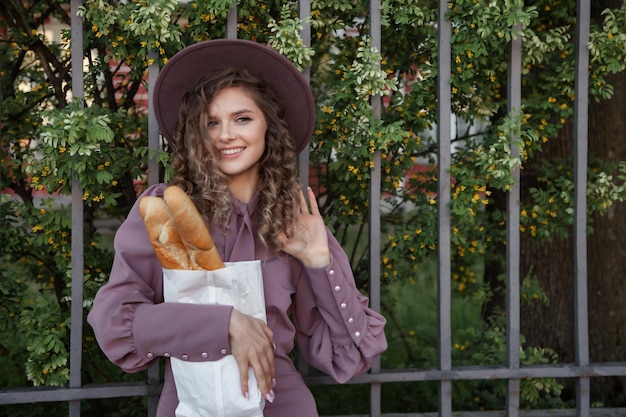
[{"x1": 153, "y1": 39, "x2": 315, "y2": 153}]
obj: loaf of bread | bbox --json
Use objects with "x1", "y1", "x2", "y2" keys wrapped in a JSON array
[
  {"x1": 139, "y1": 196, "x2": 192, "y2": 270},
  {"x1": 163, "y1": 186, "x2": 225, "y2": 271}
]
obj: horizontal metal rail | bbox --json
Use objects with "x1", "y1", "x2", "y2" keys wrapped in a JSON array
[{"x1": 3, "y1": 363, "x2": 626, "y2": 405}]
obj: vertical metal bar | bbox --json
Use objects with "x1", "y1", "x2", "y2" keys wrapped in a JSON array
[
  {"x1": 147, "y1": 49, "x2": 160, "y2": 187},
  {"x1": 147, "y1": 365, "x2": 160, "y2": 417},
  {"x1": 505, "y1": 22, "x2": 522, "y2": 417},
  {"x1": 437, "y1": 1, "x2": 452, "y2": 415},
  {"x1": 69, "y1": 1, "x2": 84, "y2": 416},
  {"x1": 296, "y1": 0, "x2": 312, "y2": 376},
  {"x1": 574, "y1": 1, "x2": 591, "y2": 415},
  {"x1": 146, "y1": 48, "x2": 161, "y2": 417},
  {"x1": 368, "y1": 0, "x2": 382, "y2": 416},
  {"x1": 298, "y1": 0, "x2": 312, "y2": 189},
  {"x1": 226, "y1": 0, "x2": 237, "y2": 39}
]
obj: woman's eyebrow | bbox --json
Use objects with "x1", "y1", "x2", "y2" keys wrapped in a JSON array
[
  {"x1": 231, "y1": 108, "x2": 254, "y2": 116},
  {"x1": 208, "y1": 109, "x2": 254, "y2": 118}
]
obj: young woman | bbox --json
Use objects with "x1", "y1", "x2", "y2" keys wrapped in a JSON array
[{"x1": 88, "y1": 39, "x2": 387, "y2": 417}]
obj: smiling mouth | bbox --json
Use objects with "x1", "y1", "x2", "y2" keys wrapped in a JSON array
[{"x1": 221, "y1": 147, "x2": 245, "y2": 155}]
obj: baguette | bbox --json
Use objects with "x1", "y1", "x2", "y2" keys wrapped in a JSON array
[
  {"x1": 163, "y1": 186, "x2": 224, "y2": 271},
  {"x1": 139, "y1": 196, "x2": 192, "y2": 270}
]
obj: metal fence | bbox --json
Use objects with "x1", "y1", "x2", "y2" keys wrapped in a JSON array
[{"x1": 2, "y1": 0, "x2": 626, "y2": 416}]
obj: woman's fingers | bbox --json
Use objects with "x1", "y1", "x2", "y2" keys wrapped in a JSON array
[
  {"x1": 247, "y1": 340, "x2": 275, "y2": 400},
  {"x1": 228, "y1": 309, "x2": 275, "y2": 401},
  {"x1": 299, "y1": 187, "x2": 309, "y2": 214},
  {"x1": 306, "y1": 186, "x2": 320, "y2": 215},
  {"x1": 236, "y1": 355, "x2": 251, "y2": 399}
]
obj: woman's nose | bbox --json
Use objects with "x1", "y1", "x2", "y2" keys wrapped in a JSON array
[{"x1": 218, "y1": 123, "x2": 233, "y2": 142}]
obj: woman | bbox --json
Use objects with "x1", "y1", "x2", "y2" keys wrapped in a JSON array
[{"x1": 88, "y1": 39, "x2": 387, "y2": 417}]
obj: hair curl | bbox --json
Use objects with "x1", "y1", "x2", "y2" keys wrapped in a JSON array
[{"x1": 169, "y1": 67, "x2": 301, "y2": 252}]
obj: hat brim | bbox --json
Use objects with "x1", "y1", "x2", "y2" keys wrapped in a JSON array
[{"x1": 153, "y1": 39, "x2": 315, "y2": 153}]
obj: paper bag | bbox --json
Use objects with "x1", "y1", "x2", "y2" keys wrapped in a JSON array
[{"x1": 163, "y1": 260, "x2": 266, "y2": 417}]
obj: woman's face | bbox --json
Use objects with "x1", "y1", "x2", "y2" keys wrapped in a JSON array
[{"x1": 206, "y1": 86, "x2": 268, "y2": 189}]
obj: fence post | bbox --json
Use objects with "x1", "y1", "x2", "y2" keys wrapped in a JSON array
[
  {"x1": 69, "y1": 0, "x2": 85, "y2": 416},
  {"x1": 437, "y1": 1, "x2": 453, "y2": 415},
  {"x1": 573, "y1": 0, "x2": 591, "y2": 415},
  {"x1": 146, "y1": 47, "x2": 161, "y2": 417},
  {"x1": 505, "y1": 20, "x2": 523, "y2": 417},
  {"x1": 368, "y1": 0, "x2": 382, "y2": 416}
]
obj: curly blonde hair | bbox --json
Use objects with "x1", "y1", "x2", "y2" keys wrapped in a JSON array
[{"x1": 169, "y1": 67, "x2": 301, "y2": 252}]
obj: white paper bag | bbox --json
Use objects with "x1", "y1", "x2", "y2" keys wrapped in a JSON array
[{"x1": 163, "y1": 260, "x2": 266, "y2": 417}]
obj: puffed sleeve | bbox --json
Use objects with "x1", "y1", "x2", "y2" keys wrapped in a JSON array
[
  {"x1": 87, "y1": 184, "x2": 233, "y2": 373},
  {"x1": 292, "y1": 229, "x2": 387, "y2": 383}
]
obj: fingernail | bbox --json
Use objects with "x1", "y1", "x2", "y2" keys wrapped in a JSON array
[
  {"x1": 273, "y1": 342, "x2": 277, "y2": 350},
  {"x1": 245, "y1": 391, "x2": 250, "y2": 400},
  {"x1": 265, "y1": 389, "x2": 275, "y2": 403},
  {"x1": 272, "y1": 378, "x2": 277, "y2": 388}
]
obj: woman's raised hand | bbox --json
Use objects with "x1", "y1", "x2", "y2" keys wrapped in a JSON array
[{"x1": 279, "y1": 187, "x2": 330, "y2": 269}]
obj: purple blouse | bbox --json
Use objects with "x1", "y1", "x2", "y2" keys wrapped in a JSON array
[{"x1": 87, "y1": 183, "x2": 387, "y2": 417}]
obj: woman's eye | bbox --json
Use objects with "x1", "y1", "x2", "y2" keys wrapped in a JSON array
[
  {"x1": 236, "y1": 116, "x2": 251, "y2": 123},
  {"x1": 207, "y1": 120, "x2": 218, "y2": 127}
]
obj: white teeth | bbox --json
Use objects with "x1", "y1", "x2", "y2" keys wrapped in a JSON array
[{"x1": 221, "y1": 148, "x2": 244, "y2": 155}]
